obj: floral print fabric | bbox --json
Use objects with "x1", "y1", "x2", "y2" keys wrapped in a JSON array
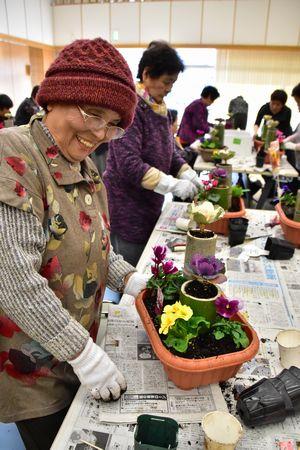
[{"x1": 0, "y1": 116, "x2": 110, "y2": 421}]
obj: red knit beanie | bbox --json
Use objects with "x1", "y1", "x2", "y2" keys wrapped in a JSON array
[{"x1": 37, "y1": 38, "x2": 137, "y2": 129}]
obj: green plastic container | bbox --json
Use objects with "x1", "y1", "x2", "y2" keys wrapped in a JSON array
[{"x1": 134, "y1": 414, "x2": 179, "y2": 450}]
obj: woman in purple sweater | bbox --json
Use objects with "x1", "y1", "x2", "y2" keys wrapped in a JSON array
[{"x1": 104, "y1": 44, "x2": 201, "y2": 266}]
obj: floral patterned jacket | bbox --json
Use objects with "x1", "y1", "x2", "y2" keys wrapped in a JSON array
[{"x1": 0, "y1": 115, "x2": 130, "y2": 422}]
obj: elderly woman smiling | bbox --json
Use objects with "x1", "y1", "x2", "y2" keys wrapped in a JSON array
[{"x1": 0, "y1": 38, "x2": 148, "y2": 450}]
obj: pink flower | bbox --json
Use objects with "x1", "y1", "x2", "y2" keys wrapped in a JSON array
[
  {"x1": 162, "y1": 260, "x2": 178, "y2": 274},
  {"x1": 153, "y1": 245, "x2": 167, "y2": 263},
  {"x1": 212, "y1": 179, "x2": 218, "y2": 187},
  {"x1": 53, "y1": 171, "x2": 62, "y2": 180},
  {"x1": 215, "y1": 295, "x2": 241, "y2": 318},
  {"x1": 151, "y1": 266, "x2": 159, "y2": 277}
]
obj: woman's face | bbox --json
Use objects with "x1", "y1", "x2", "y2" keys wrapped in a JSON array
[
  {"x1": 142, "y1": 70, "x2": 178, "y2": 104},
  {"x1": 44, "y1": 104, "x2": 121, "y2": 163},
  {"x1": 270, "y1": 100, "x2": 283, "y2": 115}
]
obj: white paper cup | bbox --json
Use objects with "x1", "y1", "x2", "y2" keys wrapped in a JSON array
[
  {"x1": 202, "y1": 411, "x2": 243, "y2": 450},
  {"x1": 276, "y1": 329, "x2": 300, "y2": 369}
]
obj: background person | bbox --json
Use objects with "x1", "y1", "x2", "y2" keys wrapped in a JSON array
[
  {"x1": 253, "y1": 89, "x2": 292, "y2": 138},
  {"x1": 0, "y1": 37, "x2": 148, "y2": 450},
  {"x1": 14, "y1": 85, "x2": 40, "y2": 126},
  {"x1": 228, "y1": 95, "x2": 248, "y2": 130},
  {"x1": 104, "y1": 42, "x2": 201, "y2": 266},
  {"x1": 0, "y1": 93, "x2": 13, "y2": 129},
  {"x1": 177, "y1": 85, "x2": 220, "y2": 147},
  {"x1": 283, "y1": 83, "x2": 300, "y2": 189}
]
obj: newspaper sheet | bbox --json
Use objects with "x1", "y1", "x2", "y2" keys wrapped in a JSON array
[{"x1": 53, "y1": 207, "x2": 300, "y2": 450}]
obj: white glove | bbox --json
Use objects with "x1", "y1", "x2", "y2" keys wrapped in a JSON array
[
  {"x1": 154, "y1": 173, "x2": 197, "y2": 200},
  {"x1": 284, "y1": 142, "x2": 296, "y2": 150},
  {"x1": 69, "y1": 337, "x2": 126, "y2": 401},
  {"x1": 124, "y1": 272, "x2": 149, "y2": 298},
  {"x1": 179, "y1": 168, "x2": 201, "y2": 189}
]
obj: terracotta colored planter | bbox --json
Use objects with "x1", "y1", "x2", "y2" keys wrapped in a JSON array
[
  {"x1": 276, "y1": 203, "x2": 300, "y2": 248},
  {"x1": 200, "y1": 147, "x2": 214, "y2": 162},
  {"x1": 206, "y1": 198, "x2": 246, "y2": 236},
  {"x1": 135, "y1": 290, "x2": 259, "y2": 390}
]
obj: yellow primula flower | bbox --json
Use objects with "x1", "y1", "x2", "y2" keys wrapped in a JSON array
[
  {"x1": 159, "y1": 313, "x2": 177, "y2": 335},
  {"x1": 162, "y1": 302, "x2": 193, "y2": 322}
]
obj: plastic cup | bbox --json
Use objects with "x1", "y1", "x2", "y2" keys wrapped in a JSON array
[
  {"x1": 202, "y1": 411, "x2": 243, "y2": 450},
  {"x1": 276, "y1": 329, "x2": 300, "y2": 369}
]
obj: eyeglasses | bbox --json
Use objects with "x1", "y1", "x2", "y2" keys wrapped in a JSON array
[{"x1": 77, "y1": 106, "x2": 125, "y2": 141}]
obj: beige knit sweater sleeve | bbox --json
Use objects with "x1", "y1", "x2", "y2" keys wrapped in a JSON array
[{"x1": 0, "y1": 202, "x2": 135, "y2": 361}]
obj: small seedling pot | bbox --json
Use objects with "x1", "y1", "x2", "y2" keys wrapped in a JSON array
[
  {"x1": 276, "y1": 329, "x2": 300, "y2": 369},
  {"x1": 134, "y1": 414, "x2": 178, "y2": 450},
  {"x1": 202, "y1": 411, "x2": 243, "y2": 450}
]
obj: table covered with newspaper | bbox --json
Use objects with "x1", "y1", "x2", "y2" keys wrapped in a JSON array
[{"x1": 52, "y1": 204, "x2": 300, "y2": 450}]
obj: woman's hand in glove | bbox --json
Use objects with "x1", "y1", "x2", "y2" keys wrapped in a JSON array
[{"x1": 69, "y1": 337, "x2": 126, "y2": 401}]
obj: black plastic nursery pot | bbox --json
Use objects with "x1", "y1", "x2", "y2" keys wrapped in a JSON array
[
  {"x1": 256, "y1": 152, "x2": 265, "y2": 168},
  {"x1": 134, "y1": 414, "x2": 179, "y2": 450},
  {"x1": 265, "y1": 237, "x2": 295, "y2": 260},
  {"x1": 237, "y1": 366, "x2": 300, "y2": 427},
  {"x1": 228, "y1": 218, "x2": 249, "y2": 247}
]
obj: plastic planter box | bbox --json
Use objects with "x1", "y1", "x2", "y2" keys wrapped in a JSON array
[
  {"x1": 135, "y1": 290, "x2": 259, "y2": 390},
  {"x1": 206, "y1": 198, "x2": 246, "y2": 236},
  {"x1": 276, "y1": 203, "x2": 300, "y2": 248}
]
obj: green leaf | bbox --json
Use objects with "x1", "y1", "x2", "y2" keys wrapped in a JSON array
[{"x1": 213, "y1": 330, "x2": 225, "y2": 340}]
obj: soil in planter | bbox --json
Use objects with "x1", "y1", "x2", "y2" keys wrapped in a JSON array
[
  {"x1": 185, "y1": 279, "x2": 217, "y2": 299},
  {"x1": 168, "y1": 332, "x2": 240, "y2": 359},
  {"x1": 143, "y1": 291, "x2": 242, "y2": 360},
  {"x1": 282, "y1": 205, "x2": 295, "y2": 220},
  {"x1": 190, "y1": 229, "x2": 214, "y2": 239}
]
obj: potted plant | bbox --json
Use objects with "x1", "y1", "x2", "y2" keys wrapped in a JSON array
[
  {"x1": 212, "y1": 148, "x2": 235, "y2": 186},
  {"x1": 199, "y1": 121, "x2": 228, "y2": 162},
  {"x1": 203, "y1": 182, "x2": 246, "y2": 236},
  {"x1": 183, "y1": 200, "x2": 225, "y2": 274},
  {"x1": 136, "y1": 246, "x2": 259, "y2": 390},
  {"x1": 180, "y1": 253, "x2": 225, "y2": 321},
  {"x1": 275, "y1": 186, "x2": 300, "y2": 247},
  {"x1": 254, "y1": 116, "x2": 279, "y2": 164}
]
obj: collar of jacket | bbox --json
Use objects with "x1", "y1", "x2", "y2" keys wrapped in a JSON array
[{"x1": 29, "y1": 114, "x2": 96, "y2": 189}]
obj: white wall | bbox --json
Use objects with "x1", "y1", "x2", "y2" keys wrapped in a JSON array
[
  {"x1": 0, "y1": 0, "x2": 53, "y2": 45},
  {"x1": 53, "y1": 0, "x2": 300, "y2": 47}
]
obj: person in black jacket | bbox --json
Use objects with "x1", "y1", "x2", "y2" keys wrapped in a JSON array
[
  {"x1": 253, "y1": 89, "x2": 292, "y2": 138},
  {"x1": 0, "y1": 94, "x2": 13, "y2": 129},
  {"x1": 14, "y1": 85, "x2": 40, "y2": 126}
]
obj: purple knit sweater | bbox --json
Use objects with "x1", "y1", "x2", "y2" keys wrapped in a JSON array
[
  {"x1": 104, "y1": 98, "x2": 186, "y2": 244},
  {"x1": 177, "y1": 98, "x2": 210, "y2": 145}
]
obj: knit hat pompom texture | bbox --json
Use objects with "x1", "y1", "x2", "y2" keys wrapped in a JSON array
[{"x1": 37, "y1": 38, "x2": 137, "y2": 129}]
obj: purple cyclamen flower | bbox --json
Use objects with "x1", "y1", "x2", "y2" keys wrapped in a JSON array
[
  {"x1": 281, "y1": 184, "x2": 291, "y2": 194},
  {"x1": 190, "y1": 254, "x2": 224, "y2": 278},
  {"x1": 162, "y1": 260, "x2": 178, "y2": 275},
  {"x1": 153, "y1": 245, "x2": 167, "y2": 263},
  {"x1": 213, "y1": 168, "x2": 227, "y2": 178},
  {"x1": 215, "y1": 296, "x2": 241, "y2": 319}
]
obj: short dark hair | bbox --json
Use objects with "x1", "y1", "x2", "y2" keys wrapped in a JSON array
[
  {"x1": 0, "y1": 94, "x2": 13, "y2": 109},
  {"x1": 169, "y1": 109, "x2": 178, "y2": 125},
  {"x1": 270, "y1": 89, "x2": 287, "y2": 104},
  {"x1": 31, "y1": 85, "x2": 40, "y2": 99},
  {"x1": 137, "y1": 44, "x2": 184, "y2": 81},
  {"x1": 201, "y1": 86, "x2": 220, "y2": 101},
  {"x1": 292, "y1": 83, "x2": 300, "y2": 98}
]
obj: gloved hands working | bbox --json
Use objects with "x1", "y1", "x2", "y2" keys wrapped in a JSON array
[
  {"x1": 179, "y1": 168, "x2": 202, "y2": 189},
  {"x1": 154, "y1": 172, "x2": 198, "y2": 200},
  {"x1": 124, "y1": 272, "x2": 149, "y2": 298},
  {"x1": 69, "y1": 337, "x2": 126, "y2": 401},
  {"x1": 284, "y1": 142, "x2": 297, "y2": 150}
]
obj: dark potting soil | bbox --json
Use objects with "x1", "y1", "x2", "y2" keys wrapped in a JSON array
[
  {"x1": 143, "y1": 290, "x2": 241, "y2": 360},
  {"x1": 190, "y1": 229, "x2": 214, "y2": 239},
  {"x1": 185, "y1": 279, "x2": 217, "y2": 299},
  {"x1": 230, "y1": 198, "x2": 241, "y2": 212}
]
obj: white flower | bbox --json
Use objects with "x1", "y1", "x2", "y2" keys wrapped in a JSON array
[{"x1": 188, "y1": 200, "x2": 225, "y2": 225}]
